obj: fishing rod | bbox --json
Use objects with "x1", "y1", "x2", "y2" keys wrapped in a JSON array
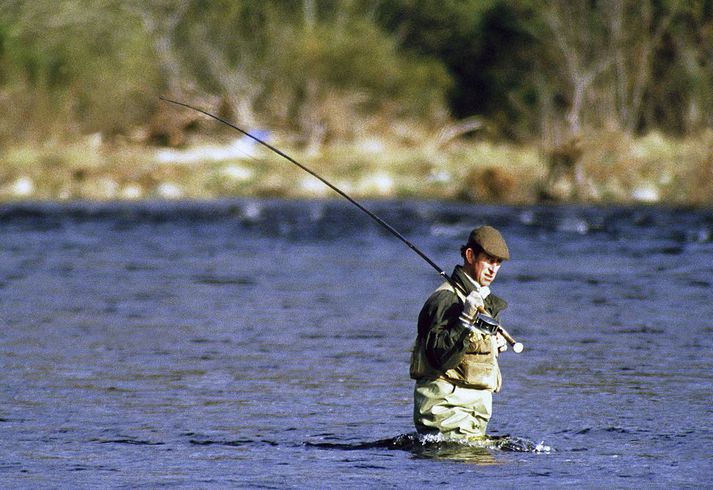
[{"x1": 160, "y1": 96, "x2": 523, "y2": 353}]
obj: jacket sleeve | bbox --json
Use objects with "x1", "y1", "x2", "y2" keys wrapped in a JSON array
[{"x1": 417, "y1": 290, "x2": 473, "y2": 371}]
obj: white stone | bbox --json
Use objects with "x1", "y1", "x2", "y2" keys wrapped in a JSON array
[
  {"x1": 358, "y1": 172, "x2": 394, "y2": 196},
  {"x1": 358, "y1": 138, "x2": 386, "y2": 154},
  {"x1": 221, "y1": 164, "x2": 254, "y2": 181},
  {"x1": 157, "y1": 182, "x2": 183, "y2": 199},
  {"x1": 631, "y1": 184, "x2": 659, "y2": 203},
  {"x1": 155, "y1": 135, "x2": 265, "y2": 164},
  {"x1": 11, "y1": 176, "x2": 34, "y2": 197},
  {"x1": 97, "y1": 178, "x2": 118, "y2": 198},
  {"x1": 121, "y1": 184, "x2": 143, "y2": 200},
  {"x1": 300, "y1": 176, "x2": 330, "y2": 196}
]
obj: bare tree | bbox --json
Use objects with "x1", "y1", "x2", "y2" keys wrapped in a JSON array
[
  {"x1": 535, "y1": 0, "x2": 680, "y2": 199},
  {"x1": 602, "y1": 0, "x2": 675, "y2": 133},
  {"x1": 188, "y1": 23, "x2": 263, "y2": 129},
  {"x1": 127, "y1": 0, "x2": 193, "y2": 98},
  {"x1": 538, "y1": 1, "x2": 609, "y2": 197}
]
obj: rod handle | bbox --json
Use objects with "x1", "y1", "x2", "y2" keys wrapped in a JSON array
[
  {"x1": 498, "y1": 325, "x2": 524, "y2": 353},
  {"x1": 478, "y1": 306, "x2": 524, "y2": 353}
]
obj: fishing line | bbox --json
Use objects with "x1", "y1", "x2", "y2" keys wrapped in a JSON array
[{"x1": 160, "y1": 96, "x2": 522, "y2": 352}]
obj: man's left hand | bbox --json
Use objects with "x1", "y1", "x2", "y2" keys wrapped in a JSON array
[{"x1": 495, "y1": 333, "x2": 508, "y2": 352}]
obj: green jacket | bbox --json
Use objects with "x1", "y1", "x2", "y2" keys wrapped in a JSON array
[{"x1": 410, "y1": 265, "x2": 508, "y2": 391}]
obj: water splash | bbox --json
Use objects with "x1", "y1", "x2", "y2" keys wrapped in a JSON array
[
  {"x1": 411, "y1": 432, "x2": 552, "y2": 453},
  {"x1": 305, "y1": 432, "x2": 553, "y2": 463}
]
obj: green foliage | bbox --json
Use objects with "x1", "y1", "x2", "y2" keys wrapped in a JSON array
[
  {"x1": 0, "y1": 1, "x2": 160, "y2": 141},
  {"x1": 376, "y1": 0, "x2": 501, "y2": 107},
  {"x1": 166, "y1": 0, "x2": 452, "y2": 145},
  {"x1": 0, "y1": 0, "x2": 711, "y2": 148},
  {"x1": 275, "y1": 17, "x2": 450, "y2": 114}
]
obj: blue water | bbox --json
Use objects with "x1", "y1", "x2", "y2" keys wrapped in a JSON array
[{"x1": 1, "y1": 199, "x2": 712, "y2": 488}]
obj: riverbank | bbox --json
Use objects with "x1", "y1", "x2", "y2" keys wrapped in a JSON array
[{"x1": 1, "y1": 129, "x2": 711, "y2": 206}]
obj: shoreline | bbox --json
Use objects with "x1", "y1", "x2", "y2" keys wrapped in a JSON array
[{"x1": 1, "y1": 132, "x2": 711, "y2": 207}]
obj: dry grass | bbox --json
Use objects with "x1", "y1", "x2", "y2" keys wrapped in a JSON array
[{"x1": 0, "y1": 129, "x2": 711, "y2": 206}]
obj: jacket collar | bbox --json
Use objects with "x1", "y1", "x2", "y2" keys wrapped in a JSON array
[
  {"x1": 451, "y1": 265, "x2": 477, "y2": 295},
  {"x1": 451, "y1": 265, "x2": 508, "y2": 314}
]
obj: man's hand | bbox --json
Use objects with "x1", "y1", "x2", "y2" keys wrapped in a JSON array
[
  {"x1": 461, "y1": 291, "x2": 485, "y2": 322},
  {"x1": 495, "y1": 332, "x2": 508, "y2": 352}
]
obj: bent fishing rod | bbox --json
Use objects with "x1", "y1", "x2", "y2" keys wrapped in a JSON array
[{"x1": 160, "y1": 96, "x2": 523, "y2": 353}]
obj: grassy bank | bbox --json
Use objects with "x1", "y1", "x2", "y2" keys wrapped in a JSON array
[{"x1": 1, "y1": 130, "x2": 712, "y2": 206}]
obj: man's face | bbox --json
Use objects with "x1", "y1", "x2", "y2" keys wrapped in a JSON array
[{"x1": 470, "y1": 250, "x2": 503, "y2": 287}]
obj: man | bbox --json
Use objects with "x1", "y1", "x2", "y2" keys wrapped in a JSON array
[{"x1": 410, "y1": 225, "x2": 510, "y2": 441}]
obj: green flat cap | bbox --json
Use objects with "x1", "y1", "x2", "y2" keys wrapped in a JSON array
[{"x1": 466, "y1": 225, "x2": 510, "y2": 260}]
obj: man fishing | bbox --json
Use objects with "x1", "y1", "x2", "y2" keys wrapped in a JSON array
[
  {"x1": 160, "y1": 99, "x2": 522, "y2": 441},
  {"x1": 410, "y1": 225, "x2": 510, "y2": 441}
]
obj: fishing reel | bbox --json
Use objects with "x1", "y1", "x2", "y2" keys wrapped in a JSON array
[
  {"x1": 472, "y1": 311, "x2": 500, "y2": 335},
  {"x1": 472, "y1": 310, "x2": 524, "y2": 353}
]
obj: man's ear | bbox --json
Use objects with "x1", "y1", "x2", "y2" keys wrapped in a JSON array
[{"x1": 464, "y1": 247, "x2": 476, "y2": 265}]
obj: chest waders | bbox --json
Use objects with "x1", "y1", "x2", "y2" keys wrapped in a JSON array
[{"x1": 411, "y1": 281, "x2": 501, "y2": 440}]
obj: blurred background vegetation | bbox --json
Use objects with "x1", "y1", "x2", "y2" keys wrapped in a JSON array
[{"x1": 1, "y1": 0, "x2": 712, "y2": 204}]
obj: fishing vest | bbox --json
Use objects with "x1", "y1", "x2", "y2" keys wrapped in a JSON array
[{"x1": 410, "y1": 281, "x2": 502, "y2": 392}]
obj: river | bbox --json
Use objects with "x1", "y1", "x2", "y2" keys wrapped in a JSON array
[{"x1": 1, "y1": 199, "x2": 711, "y2": 488}]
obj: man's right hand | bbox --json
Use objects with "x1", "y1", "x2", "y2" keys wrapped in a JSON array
[{"x1": 460, "y1": 291, "x2": 485, "y2": 323}]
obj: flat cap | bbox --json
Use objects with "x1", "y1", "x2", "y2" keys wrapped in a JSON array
[{"x1": 465, "y1": 225, "x2": 510, "y2": 260}]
